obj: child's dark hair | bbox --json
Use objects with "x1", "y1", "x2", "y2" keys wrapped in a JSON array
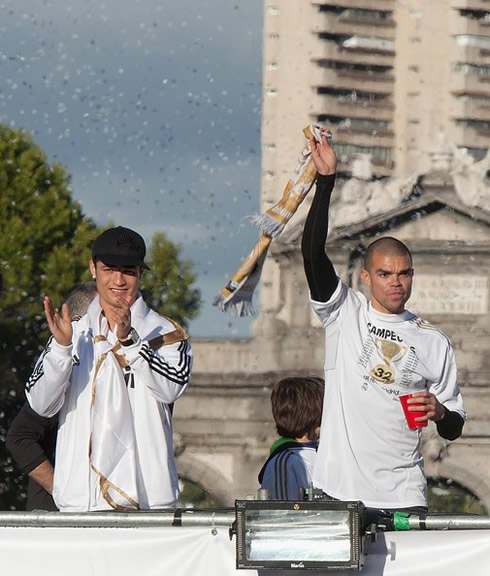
[{"x1": 271, "y1": 376, "x2": 324, "y2": 441}]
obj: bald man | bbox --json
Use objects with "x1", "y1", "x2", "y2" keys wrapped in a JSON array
[{"x1": 301, "y1": 129, "x2": 465, "y2": 521}]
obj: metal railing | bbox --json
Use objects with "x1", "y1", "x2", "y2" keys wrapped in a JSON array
[
  {"x1": 1, "y1": 509, "x2": 490, "y2": 531},
  {"x1": 407, "y1": 514, "x2": 490, "y2": 531},
  {"x1": 0, "y1": 509, "x2": 235, "y2": 528}
]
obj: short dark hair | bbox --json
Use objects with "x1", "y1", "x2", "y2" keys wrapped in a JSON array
[
  {"x1": 364, "y1": 236, "x2": 412, "y2": 269},
  {"x1": 271, "y1": 376, "x2": 324, "y2": 441},
  {"x1": 63, "y1": 281, "x2": 97, "y2": 319}
]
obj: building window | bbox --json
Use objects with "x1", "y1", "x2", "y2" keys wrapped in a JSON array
[
  {"x1": 456, "y1": 93, "x2": 490, "y2": 105},
  {"x1": 454, "y1": 62, "x2": 490, "y2": 78},
  {"x1": 329, "y1": 142, "x2": 392, "y2": 166},
  {"x1": 319, "y1": 32, "x2": 394, "y2": 53},
  {"x1": 455, "y1": 118, "x2": 490, "y2": 132},
  {"x1": 317, "y1": 87, "x2": 390, "y2": 105},
  {"x1": 456, "y1": 35, "x2": 490, "y2": 49},
  {"x1": 318, "y1": 114, "x2": 391, "y2": 134},
  {"x1": 458, "y1": 9, "x2": 490, "y2": 24},
  {"x1": 319, "y1": 5, "x2": 393, "y2": 24},
  {"x1": 317, "y1": 58, "x2": 393, "y2": 77}
]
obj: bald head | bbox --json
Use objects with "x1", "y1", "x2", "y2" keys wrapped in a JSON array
[
  {"x1": 360, "y1": 237, "x2": 414, "y2": 314},
  {"x1": 63, "y1": 281, "x2": 97, "y2": 319},
  {"x1": 364, "y1": 237, "x2": 412, "y2": 271}
]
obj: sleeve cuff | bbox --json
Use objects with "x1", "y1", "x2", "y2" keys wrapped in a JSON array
[
  {"x1": 50, "y1": 339, "x2": 73, "y2": 357},
  {"x1": 316, "y1": 173, "x2": 336, "y2": 183},
  {"x1": 116, "y1": 337, "x2": 142, "y2": 362}
]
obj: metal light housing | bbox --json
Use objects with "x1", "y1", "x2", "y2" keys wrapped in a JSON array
[{"x1": 235, "y1": 499, "x2": 366, "y2": 571}]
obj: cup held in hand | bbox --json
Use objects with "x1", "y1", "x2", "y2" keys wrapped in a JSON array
[{"x1": 400, "y1": 393, "x2": 427, "y2": 429}]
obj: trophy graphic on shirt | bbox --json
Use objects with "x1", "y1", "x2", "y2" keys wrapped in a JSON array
[{"x1": 369, "y1": 339, "x2": 409, "y2": 385}]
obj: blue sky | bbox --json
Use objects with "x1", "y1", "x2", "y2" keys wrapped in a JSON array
[{"x1": 0, "y1": 0, "x2": 263, "y2": 338}]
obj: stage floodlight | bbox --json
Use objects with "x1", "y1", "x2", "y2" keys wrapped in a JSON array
[{"x1": 235, "y1": 499, "x2": 366, "y2": 571}]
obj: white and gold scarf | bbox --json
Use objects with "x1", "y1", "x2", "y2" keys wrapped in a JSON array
[
  {"x1": 88, "y1": 307, "x2": 140, "y2": 510},
  {"x1": 213, "y1": 125, "x2": 325, "y2": 316}
]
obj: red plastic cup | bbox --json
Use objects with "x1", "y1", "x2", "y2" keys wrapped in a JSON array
[{"x1": 400, "y1": 393, "x2": 427, "y2": 429}]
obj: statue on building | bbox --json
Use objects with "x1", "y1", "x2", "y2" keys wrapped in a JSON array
[
  {"x1": 451, "y1": 145, "x2": 490, "y2": 213},
  {"x1": 330, "y1": 154, "x2": 418, "y2": 228},
  {"x1": 330, "y1": 133, "x2": 489, "y2": 229}
]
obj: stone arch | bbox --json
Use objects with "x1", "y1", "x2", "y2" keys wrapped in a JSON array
[
  {"x1": 177, "y1": 452, "x2": 235, "y2": 507},
  {"x1": 429, "y1": 459, "x2": 490, "y2": 513}
]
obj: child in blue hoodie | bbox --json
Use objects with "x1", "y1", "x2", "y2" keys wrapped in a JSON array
[{"x1": 258, "y1": 376, "x2": 324, "y2": 501}]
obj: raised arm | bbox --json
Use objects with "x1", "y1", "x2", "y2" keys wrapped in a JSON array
[{"x1": 301, "y1": 132, "x2": 338, "y2": 302}]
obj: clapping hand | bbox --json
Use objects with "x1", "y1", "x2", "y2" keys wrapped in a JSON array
[
  {"x1": 104, "y1": 296, "x2": 132, "y2": 341},
  {"x1": 44, "y1": 296, "x2": 73, "y2": 347}
]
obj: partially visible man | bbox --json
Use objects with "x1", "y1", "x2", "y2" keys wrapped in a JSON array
[
  {"x1": 6, "y1": 282, "x2": 97, "y2": 511},
  {"x1": 301, "y1": 129, "x2": 465, "y2": 515},
  {"x1": 26, "y1": 227, "x2": 193, "y2": 511}
]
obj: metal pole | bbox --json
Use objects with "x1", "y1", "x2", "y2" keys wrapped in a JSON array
[
  {"x1": 407, "y1": 514, "x2": 490, "y2": 530},
  {"x1": 1, "y1": 510, "x2": 489, "y2": 531},
  {"x1": 0, "y1": 509, "x2": 235, "y2": 529}
]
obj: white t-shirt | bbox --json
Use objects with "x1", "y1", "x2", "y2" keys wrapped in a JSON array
[{"x1": 311, "y1": 280, "x2": 465, "y2": 509}]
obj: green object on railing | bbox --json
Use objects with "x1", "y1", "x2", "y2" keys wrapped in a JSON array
[{"x1": 394, "y1": 511, "x2": 411, "y2": 531}]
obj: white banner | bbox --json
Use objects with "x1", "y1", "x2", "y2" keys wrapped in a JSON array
[{"x1": 0, "y1": 525, "x2": 489, "y2": 575}]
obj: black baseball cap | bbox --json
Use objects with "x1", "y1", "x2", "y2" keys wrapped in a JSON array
[{"x1": 92, "y1": 226, "x2": 150, "y2": 270}]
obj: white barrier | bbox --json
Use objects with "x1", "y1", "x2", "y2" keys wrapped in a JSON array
[{"x1": 0, "y1": 512, "x2": 489, "y2": 575}]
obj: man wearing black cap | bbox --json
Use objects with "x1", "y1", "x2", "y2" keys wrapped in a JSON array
[{"x1": 26, "y1": 226, "x2": 193, "y2": 511}]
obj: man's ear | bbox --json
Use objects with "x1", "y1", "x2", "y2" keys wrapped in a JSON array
[
  {"x1": 360, "y1": 268, "x2": 370, "y2": 287},
  {"x1": 89, "y1": 260, "x2": 96, "y2": 278}
]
